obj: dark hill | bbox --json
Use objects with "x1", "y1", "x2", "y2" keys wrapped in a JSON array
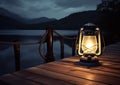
[
  {"x1": 31, "y1": 10, "x2": 119, "y2": 32},
  {"x1": 0, "y1": 7, "x2": 119, "y2": 33},
  {"x1": 0, "y1": 14, "x2": 25, "y2": 29},
  {"x1": 30, "y1": 10, "x2": 120, "y2": 44},
  {"x1": 0, "y1": 8, "x2": 57, "y2": 29}
]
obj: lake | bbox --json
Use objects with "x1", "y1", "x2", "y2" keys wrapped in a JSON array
[{"x1": 0, "y1": 30, "x2": 78, "y2": 75}]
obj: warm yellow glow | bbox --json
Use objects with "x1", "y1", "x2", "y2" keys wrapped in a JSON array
[
  {"x1": 82, "y1": 36, "x2": 97, "y2": 54},
  {"x1": 77, "y1": 27, "x2": 101, "y2": 56},
  {"x1": 86, "y1": 42, "x2": 93, "y2": 49},
  {"x1": 86, "y1": 75, "x2": 95, "y2": 80}
]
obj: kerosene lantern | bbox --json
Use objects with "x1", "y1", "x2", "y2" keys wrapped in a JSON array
[{"x1": 77, "y1": 23, "x2": 101, "y2": 63}]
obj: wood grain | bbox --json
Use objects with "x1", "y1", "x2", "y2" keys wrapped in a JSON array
[{"x1": 0, "y1": 42, "x2": 120, "y2": 85}]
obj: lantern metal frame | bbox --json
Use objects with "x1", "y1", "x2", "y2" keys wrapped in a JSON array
[{"x1": 77, "y1": 23, "x2": 102, "y2": 63}]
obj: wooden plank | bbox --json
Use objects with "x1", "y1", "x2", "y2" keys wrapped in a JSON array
[
  {"x1": 46, "y1": 61, "x2": 120, "y2": 78},
  {"x1": 56, "y1": 58, "x2": 120, "y2": 74},
  {"x1": 0, "y1": 74, "x2": 40, "y2": 85},
  {"x1": 63, "y1": 57, "x2": 120, "y2": 69},
  {"x1": 99, "y1": 57, "x2": 120, "y2": 63},
  {"x1": 101, "y1": 54, "x2": 120, "y2": 58},
  {"x1": 59, "y1": 58, "x2": 120, "y2": 75},
  {"x1": 70, "y1": 56, "x2": 120, "y2": 63},
  {"x1": 26, "y1": 66, "x2": 106, "y2": 85},
  {"x1": 0, "y1": 42, "x2": 120, "y2": 85},
  {"x1": 36, "y1": 62, "x2": 120, "y2": 85},
  {"x1": 13, "y1": 70, "x2": 74, "y2": 85}
]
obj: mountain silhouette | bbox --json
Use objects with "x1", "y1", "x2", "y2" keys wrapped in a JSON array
[
  {"x1": 0, "y1": 8, "x2": 57, "y2": 29},
  {"x1": 28, "y1": 10, "x2": 104, "y2": 29},
  {"x1": 0, "y1": 8, "x2": 25, "y2": 29},
  {"x1": 30, "y1": 9, "x2": 120, "y2": 44},
  {"x1": 0, "y1": 7, "x2": 119, "y2": 32},
  {"x1": 30, "y1": 10, "x2": 119, "y2": 31}
]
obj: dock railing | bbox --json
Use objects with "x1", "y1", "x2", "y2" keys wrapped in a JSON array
[{"x1": 0, "y1": 29, "x2": 77, "y2": 71}]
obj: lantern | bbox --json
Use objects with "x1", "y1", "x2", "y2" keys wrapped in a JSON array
[{"x1": 77, "y1": 23, "x2": 101, "y2": 63}]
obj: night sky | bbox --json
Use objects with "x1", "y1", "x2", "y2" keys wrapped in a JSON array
[{"x1": 0, "y1": 0, "x2": 101, "y2": 19}]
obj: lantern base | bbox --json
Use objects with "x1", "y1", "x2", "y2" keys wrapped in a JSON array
[
  {"x1": 80, "y1": 57, "x2": 99, "y2": 63},
  {"x1": 78, "y1": 57, "x2": 101, "y2": 67}
]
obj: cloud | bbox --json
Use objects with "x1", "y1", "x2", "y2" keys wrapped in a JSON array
[
  {"x1": 53, "y1": 0, "x2": 101, "y2": 8},
  {"x1": 53, "y1": 0, "x2": 83, "y2": 8},
  {"x1": 0, "y1": 0, "x2": 101, "y2": 19},
  {"x1": 0, "y1": 0, "x2": 22, "y2": 7}
]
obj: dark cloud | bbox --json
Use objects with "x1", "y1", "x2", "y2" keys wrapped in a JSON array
[
  {"x1": 53, "y1": 0, "x2": 101, "y2": 8},
  {"x1": 53, "y1": 0, "x2": 83, "y2": 8},
  {"x1": 0, "y1": 0, "x2": 22, "y2": 6},
  {"x1": 29, "y1": 7, "x2": 50, "y2": 12},
  {"x1": 0, "y1": 0, "x2": 101, "y2": 19}
]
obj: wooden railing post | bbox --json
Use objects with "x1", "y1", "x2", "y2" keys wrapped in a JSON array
[
  {"x1": 60, "y1": 37, "x2": 64, "y2": 59},
  {"x1": 46, "y1": 29, "x2": 54, "y2": 62},
  {"x1": 14, "y1": 41, "x2": 20, "y2": 71},
  {"x1": 72, "y1": 40, "x2": 76, "y2": 56}
]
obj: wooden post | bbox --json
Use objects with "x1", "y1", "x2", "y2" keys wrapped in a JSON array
[
  {"x1": 14, "y1": 41, "x2": 20, "y2": 71},
  {"x1": 60, "y1": 37, "x2": 64, "y2": 59},
  {"x1": 72, "y1": 40, "x2": 75, "y2": 56},
  {"x1": 46, "y1": 29, "x2": 54, "y2": 62}
]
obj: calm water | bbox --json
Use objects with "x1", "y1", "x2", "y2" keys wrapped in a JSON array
[
  {"x1": 0, "y1": 30, "x2": 77, "y2": 75},
  {"x1": 0, "y1": 30, "x2": 78, "y2": 36}
]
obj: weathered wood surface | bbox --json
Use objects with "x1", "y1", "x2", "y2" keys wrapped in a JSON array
[
  {"x1": 0, "y1": 57, "x2": 120, "y2": 85},
  {"x1": 0, "y1": 42, "x2": 120, "y2": 85}
]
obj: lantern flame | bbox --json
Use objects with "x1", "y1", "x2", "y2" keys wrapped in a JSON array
[{"x1": 82, "y1": 36, "x2": 97, "y2": 54}]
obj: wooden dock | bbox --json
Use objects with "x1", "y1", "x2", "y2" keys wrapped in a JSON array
[
  {"x1": 0, "y1": 42, "x2": 120, "y2": 85},
  {"x1": 0, "y1": 55, "x2": 120, "y2": 85}
]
